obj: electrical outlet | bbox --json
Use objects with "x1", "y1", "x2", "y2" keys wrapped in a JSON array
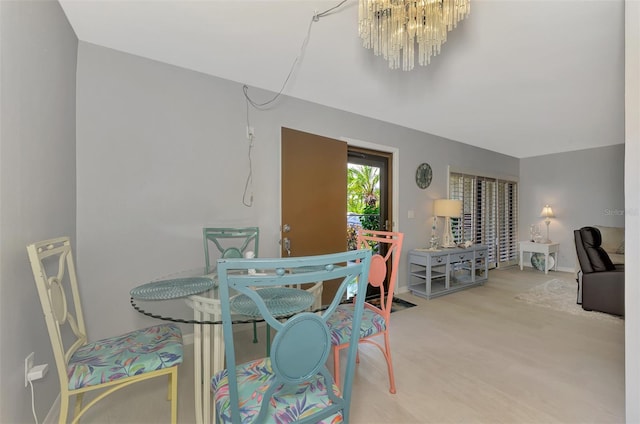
[
  {"x1": 25, "y1": 352, "x2": 34, "y2": 387},
  {"x1": 27, "y1": 364, "x2": 49, "y2": 383}
]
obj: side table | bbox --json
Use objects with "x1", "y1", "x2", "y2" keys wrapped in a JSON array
[{"x1": 519, "y1": 241, "x2": 559, "y2": 274}]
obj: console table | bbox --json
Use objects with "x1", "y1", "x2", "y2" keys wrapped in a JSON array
[
  {"x1": 408, "y1": 245, "x2": 488, "y2": 299},
  {"x1": 519, "y1": 241, "x2": 559, "y2": 274}
]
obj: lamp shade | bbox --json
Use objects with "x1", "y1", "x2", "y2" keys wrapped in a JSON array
[
  {"x1": 540, "y1": 205, "x2": 554, "y2": 218},
  {"x1": 434, "y1": 199, "x2": 462, "y2": 218}
]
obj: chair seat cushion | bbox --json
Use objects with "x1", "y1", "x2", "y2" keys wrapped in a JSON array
[
  {"x1": 67, "y1": 323, "x2": 183, "y2": 390},
  {"x1": 211, "y1": 357, "x2": 343, "y2": 423},
  {"x1": 326, "y1": 304, "x2": 386, "y2": 346}
]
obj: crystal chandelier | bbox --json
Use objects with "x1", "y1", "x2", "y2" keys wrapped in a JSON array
[{"x1": 358, "y1": 0, "x2": 471, "y2": 71}]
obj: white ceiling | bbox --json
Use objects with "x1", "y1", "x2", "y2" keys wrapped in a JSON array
[{"x1": 58, "y1": 0, "x2": 625, "y2": 159}]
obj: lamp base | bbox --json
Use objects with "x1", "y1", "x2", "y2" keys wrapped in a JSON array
[
  {"x1": 441, "y1": 220, "x2": 457, "y2": 248},
  {"x1": 544, "y1": 220, "x2": 551, "y2": 244}
]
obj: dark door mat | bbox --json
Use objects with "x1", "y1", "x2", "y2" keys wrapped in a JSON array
[
  {"x1": 364, "y1": 296, "x2": 417, "y2": 313},
  {"x1": 391, "y1": 297, "x2": 417, "y2": 313}
]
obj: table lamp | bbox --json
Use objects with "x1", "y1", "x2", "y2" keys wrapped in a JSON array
[
  {"x1": 434, "y1": 199, "x2": 462, "y2": 248},
  {"x1": 540, "y1": 204, "x2": 554, "y2": 243}
]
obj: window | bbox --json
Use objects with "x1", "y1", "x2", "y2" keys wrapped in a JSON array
[
  {"x1": 449, "y1": 172, "x2": 519, "y2": 268},
  {"x1": 347, "y1": 148, "x2": 391, "y2": 234}
]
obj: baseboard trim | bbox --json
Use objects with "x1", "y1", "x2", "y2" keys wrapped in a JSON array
[
  {"x1": 520, "y1": 263, "x2": 576, "y2": 274},
  {"x1": 557, "y1": 266, "x2": 576, "y2": 274},
  {"x1": 396, "y1": 286, "x2": 409, "y2": 294},
  {"x1": 43, "y1": 394, "x2": 59, "y2": 424}
]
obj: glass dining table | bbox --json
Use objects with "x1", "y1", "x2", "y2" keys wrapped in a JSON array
[{"x1": 129, "y1": 267, "x2": 323, "y2": 424}]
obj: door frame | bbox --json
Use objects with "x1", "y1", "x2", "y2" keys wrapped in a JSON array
[{"x1": 342, "y1": 137, "x2": 400, "y2": 232}]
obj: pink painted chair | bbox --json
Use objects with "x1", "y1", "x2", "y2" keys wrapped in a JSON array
[{"x1": 327, "y1": 229, "x2": 404, "y2": 393}]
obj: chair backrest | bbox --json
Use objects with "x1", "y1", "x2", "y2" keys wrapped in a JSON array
[
  {"x1": 574, "y1": 226, "x2": 615, "y2": 273},
  {"x1": 217, "y1": 249, "x2": 372, "y2": 424},
  {"x1": 202, "y1": 227, "x2": 259, "y2": 271},
  {"x1": 355, "y1": 229, "x2": 404, "y2": 318},
  {"x1": 26, "y1": 237, "x2": 87, "y2": 393}
]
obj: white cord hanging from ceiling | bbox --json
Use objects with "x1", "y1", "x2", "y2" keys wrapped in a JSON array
[{"x1": 241, "y1": 0, "x2": 348, "y2": 207}]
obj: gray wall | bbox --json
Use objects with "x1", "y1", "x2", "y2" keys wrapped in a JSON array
[
  {"x1": 625, "y1": 1, "x2": 640, "y2": 420},
  {"x1": 75, "y1": 42, "x2": 519, "y2": 341},
  {"x1": 519, "y1": 144, "x2": 624, "y2": 271},
  {"x1": 2, "y1": 2, "x2": 631, "y2": 421},
  {"x1": 0, "y1": 0, "x2": 77, "y2": 422}
]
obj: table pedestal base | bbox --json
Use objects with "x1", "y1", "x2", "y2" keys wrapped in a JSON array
[{"x1": 188, "y1": 297, "x2": 224, "y2": 424}]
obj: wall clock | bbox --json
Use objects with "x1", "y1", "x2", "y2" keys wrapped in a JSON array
[{"x1": 415, "y1": 163, "x2": 432, "y2": 189}]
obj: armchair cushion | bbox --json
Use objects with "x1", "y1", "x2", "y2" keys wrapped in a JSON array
[
  {"x1": 579, "y1": 227, "x2": 615, "y2": 271},
  {"x1": 594, "y1": 225, "x2": 625, "y2": 264}
]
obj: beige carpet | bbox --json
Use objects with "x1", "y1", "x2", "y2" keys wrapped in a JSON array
[{"x1": 514, "y1": 278, "x2": 624, "y2": 323}]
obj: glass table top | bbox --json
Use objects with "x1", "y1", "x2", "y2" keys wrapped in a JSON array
[
  {"x1": 129, "y1": 267, "x2": 325, "y2": 325},
  {"x1": 130, "y1": 276, "x2": 215, "y2": 300}
]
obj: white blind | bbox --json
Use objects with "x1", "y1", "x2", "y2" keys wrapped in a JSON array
[
  {"x1": 450, "y1": 172, "x2": 518, "y2": 268},
  {"x1": 497, "y1": 180, "x2": 519, "y2": 264}
]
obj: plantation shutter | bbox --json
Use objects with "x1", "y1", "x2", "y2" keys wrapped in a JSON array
[
  {"x1": 497, "y1": 180, "x2": 519, "y2": 266},
  {"x1": 448, "y1": 173, "x2": 469, "y2": 244},
  {"x1": 449, "y1": 172, "x2": 518, "y2": 268}
]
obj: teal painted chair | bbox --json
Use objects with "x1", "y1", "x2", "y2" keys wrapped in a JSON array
[
  {"x1": 26, "y1": 237, "x2": 183, "y2": 424},
  {"x1": 203, "y1": 227, "x2": 262, "y2": 344},
  {"x1": 203, "y1": 227, "x2": 260, "y2": 272},
  {"x1": 211, "y1": 249, "x2": 372, "y2": 424}
]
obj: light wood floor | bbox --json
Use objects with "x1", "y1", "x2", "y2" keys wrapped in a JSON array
[{"x1": 80, "y1": 267, "x2": 625, "y2": 423}]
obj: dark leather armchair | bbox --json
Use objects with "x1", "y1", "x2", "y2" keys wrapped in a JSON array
[{"x1": 574, "y1": 226, "x2": 624, "y2": 316}]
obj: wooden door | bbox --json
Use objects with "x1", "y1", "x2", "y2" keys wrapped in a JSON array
[{"x1": 281, "y1": 127, "x2": 347, "y2": 304}]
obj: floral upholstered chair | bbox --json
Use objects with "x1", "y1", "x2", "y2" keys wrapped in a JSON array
[
  {"x1": 211, "y1": 249, "x2": 372, "y2": 423},
  {"x1": 327, "y1": 229, "x2": 404, "y2": 394},
  {"x1": 27, "y1": 237, "x2": 183, "y2": 424}
]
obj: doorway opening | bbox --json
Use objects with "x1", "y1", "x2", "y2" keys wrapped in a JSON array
[
  {"x1": 347, "y1": 146, "x2": 393, "y2": 300},
  {"x1": 347, "y1": 147, "x2": 391, "y2": 233}
]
